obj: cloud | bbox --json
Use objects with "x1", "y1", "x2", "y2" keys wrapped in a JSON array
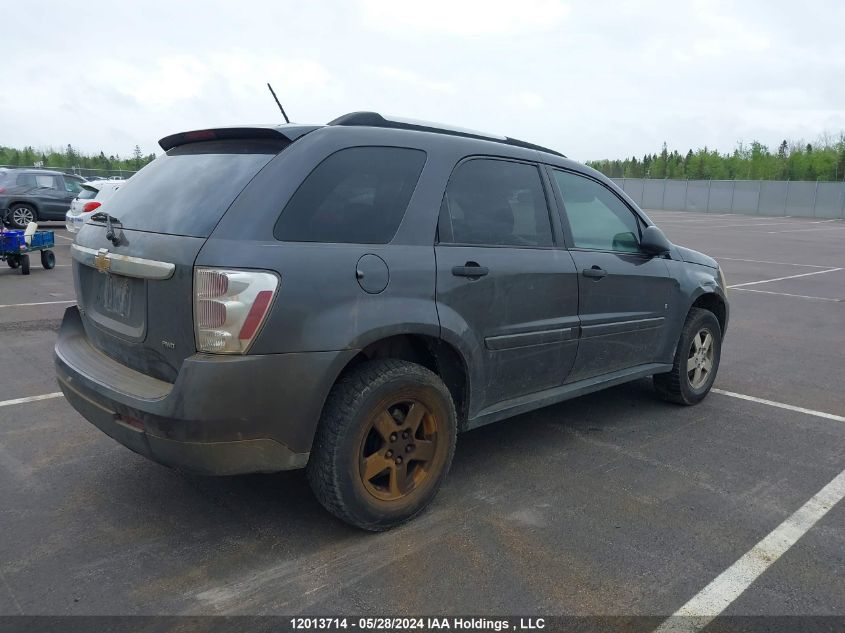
[
  {"x1": 359, "y1": 0, "x2": 571, "y2": 36},
  {"x1": 371, "y1": 66, "x2": 456, "y2": 94},
  {"x1": 511, "y1": 92, "x2": 546, "y2": 109},
  {"x1": 0, "y1": 0, "x2": 843, "y2": 161},
  {"x1": 99, "y1": 56, "x2": 211, "y2": 109}
]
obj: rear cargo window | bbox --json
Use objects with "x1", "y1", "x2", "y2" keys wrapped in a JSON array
[
  {"x1": 274, "y1": 147, "x2": 426, "y2": 244},
  {"x1": 91, "y1": 140, "x2": 285, "y2": 238}
]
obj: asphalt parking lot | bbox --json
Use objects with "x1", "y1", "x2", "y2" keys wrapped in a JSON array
[{"x1": 0, "y1": 212, "x2": 843, "y2": 622}]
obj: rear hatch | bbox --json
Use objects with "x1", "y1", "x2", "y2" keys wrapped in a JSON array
[{"x1": 72, "y1": 137, "x2": 289, "y2": 382}]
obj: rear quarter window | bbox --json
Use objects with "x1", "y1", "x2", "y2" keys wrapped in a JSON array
[{"x1": 274, "y1": 146, "x2": 426, "y2": 244}]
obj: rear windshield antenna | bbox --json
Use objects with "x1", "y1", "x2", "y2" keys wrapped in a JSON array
[{"x1": 267, "y1": 83, "x2": 290, "y2": 124}]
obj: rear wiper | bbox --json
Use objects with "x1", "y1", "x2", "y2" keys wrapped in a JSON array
[{"x1": 91, "y1": 211, "x2": 122, "y2": 246}]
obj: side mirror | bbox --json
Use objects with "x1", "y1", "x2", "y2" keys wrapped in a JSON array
[{"x1": 640, "y1": 225, "x2": 672, "y2": 256}]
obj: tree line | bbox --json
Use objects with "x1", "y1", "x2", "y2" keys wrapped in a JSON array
[
  {"x1": 0, "y1": 144, "x2": 156, "y2": 175},
  {"x1": 587, "y1": 135, "x2": 845, "y2": 182},
  {"x1": 5, "y1": 136, "x2": 845, "y2": 182}
]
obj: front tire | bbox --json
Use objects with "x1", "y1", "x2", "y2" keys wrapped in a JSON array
[
  {"x1": 654, "y1": 307, "x2": 721, "y2": 405},
  {"x1": 20, "y1": 254, "x2": 31, "y2": 276},
  {"x1": 307, "y1": 359, "x2": 457, "y2": 531}
]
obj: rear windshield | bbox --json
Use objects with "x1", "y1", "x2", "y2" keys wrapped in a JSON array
[
  {"x1": 93, "y1": 139, "x2": 284, "y2": 237},
  {"x1": 78, "y1": 188, "x2": 98, "y2": 200}
]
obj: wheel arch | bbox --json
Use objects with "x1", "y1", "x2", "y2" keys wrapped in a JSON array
[
  {"x1": 689, "y1": 290, "x2": 728, "y2": 335},
  {"x1": 332, "y1": 332, "x2": 471, "y2": 430},
  {"x1": 8, "y1": 200, "x2": 39, "y2": 213}
]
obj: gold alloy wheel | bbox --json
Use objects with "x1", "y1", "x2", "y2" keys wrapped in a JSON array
[
  {"x1": 687, "y1": 327, "x2": 715, "y2": 389},
  {"x1": 358, "y1": 399, "x2": 439, "y2": 502}
]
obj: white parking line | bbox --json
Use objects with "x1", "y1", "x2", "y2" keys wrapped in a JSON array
[
  {"x1": 653, "y1": 217, "x2": 779, "y2": 224},
  {"x1": 712, "y1": 389, "x2": 845, "y2": 422},
  {"x1": 54, "y1": 234, "x2": 74, "y2": 242},
  {"x1": 653, "y1": 468, "x2": 845, "y2": 633},
  {"x1": 657, "y1": 218, "x2": 836, "y2": 229},
  {"x1": 694, "y1": 221, "x2": 809, "y2": 229},
  {"x1": 654, "y1": 216, "x2": 744, "y2": 221},
  {"x1": 646, "y1": 211, "x2": 737, "y2": 217},
  {"x1": 728, "y1": 267, "x2": 841, "y2": 289},
  {"x1": 0, "y1": 392, "x2": 64, "y2": 408},
  {"x1": 767, "y1": 224, "x2": 845, "y2": 234},
  {"x1": 715, "y1": 257, "x2": 830, "y2": 269},
  {"x1": 652, "y1": 390, "x2": 845, "y2": 633},
  {"x1": 729, "y1": 288, "x2": 842, "y2": 302},
  {"x1": 0, "y1": 300, "x2": 75, "y2": 309}
]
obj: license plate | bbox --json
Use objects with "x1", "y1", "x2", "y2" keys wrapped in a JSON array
[{"x1": 100, "y1": 274, "x2": 131, "y2": 317}]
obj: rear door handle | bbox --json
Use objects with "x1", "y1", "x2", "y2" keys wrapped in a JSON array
[
  {"x1": 452, "y1": 262, "x2": 489, "y2": 278},
  {"x1": 582, "y1": 266, "x2": 607, "y2": 279}
]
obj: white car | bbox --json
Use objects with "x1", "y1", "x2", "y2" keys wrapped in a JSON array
[{"x1": 65, "y1": 180, "x2": 124, "y2": 233}]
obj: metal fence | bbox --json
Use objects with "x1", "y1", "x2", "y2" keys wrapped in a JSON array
[
  {"x1": 611, "y1": 178, "x2": 845, "y2": 219},
  {"x1": 0, "y1": 165, "x2": 138, "y2": 180}
]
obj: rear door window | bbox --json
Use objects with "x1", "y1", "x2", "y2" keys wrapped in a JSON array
[
  {"x1": 274, "y1": 147, "x2": 426, "y2": 244},
  {"x1": 438, "y1": 158, "x2": 554, "y2": 247},
  {"x1": 93, "y1": 139, "x2": 285, "y2": 237}
]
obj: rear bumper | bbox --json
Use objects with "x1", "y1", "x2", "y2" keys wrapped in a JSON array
[{"x1": 55, "y1": 306, "x2": 356, "y2": 475}]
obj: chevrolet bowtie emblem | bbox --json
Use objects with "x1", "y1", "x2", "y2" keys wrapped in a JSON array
[{"x1": 93, "y1": 248, "x2": 111, "y2": 273}]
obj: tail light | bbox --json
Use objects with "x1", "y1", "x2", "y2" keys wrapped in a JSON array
[
  {"x1": 0, "y1": 187, "x2": 6, "y2": 194},
  {"x1": 194, "y1": 268, "x2": 279, "y2": 354},
  {"x1": 83, "y1": 201, "x2": 102, "y2": 212}
]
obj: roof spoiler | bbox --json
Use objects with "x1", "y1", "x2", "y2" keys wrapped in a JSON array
[{"x1": 158, "y1": 124, "x2": 321, "y2": 151}]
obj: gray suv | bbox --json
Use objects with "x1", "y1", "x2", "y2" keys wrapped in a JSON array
[
  {"x1": 0, "y1": 168, "x2": 86, "y2": 228},
  {"x1": 54, "y1": 113, "x2": 729, "y2": 530}
]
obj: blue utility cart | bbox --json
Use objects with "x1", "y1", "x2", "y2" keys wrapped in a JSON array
[{"x1": 1, "y1": 228, "x2": 56, "y2": 275}]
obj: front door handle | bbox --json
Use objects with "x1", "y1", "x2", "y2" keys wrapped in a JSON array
[
  {"x1": 452, "y1": 262, "x2": 489, "y2": 278},
  {"x1": 582, "y1": 266, "x2": 607, "y2": 279}
]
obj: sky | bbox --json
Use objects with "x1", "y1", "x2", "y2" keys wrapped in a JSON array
[{"x1": 3, "y1": 0, "x2": 844, "y2": 162}]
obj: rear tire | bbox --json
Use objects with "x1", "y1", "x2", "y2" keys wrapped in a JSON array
[
  {"x1": 9, "y1": 204, "x2": 36, "y2": 230},
  {"x1": 40, "y1": 250, "x2": 55, "y2": 269},
  {"x1": 654, "y1": 307, "x2": 721, "y2": 405},
  {"x1": 7, "y1": 256, "x2": 20, "y2": 269},
  {"x1": 20, "y1": 254, "x2": 30, "y2": 275},
  {"x1": 307, "y1": 359, "x2": 457, "y2": 531}
]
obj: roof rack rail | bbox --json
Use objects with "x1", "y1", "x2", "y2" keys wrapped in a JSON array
[{"x1": 327, "y1": 112, "x2": 565, "y2": 157}]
